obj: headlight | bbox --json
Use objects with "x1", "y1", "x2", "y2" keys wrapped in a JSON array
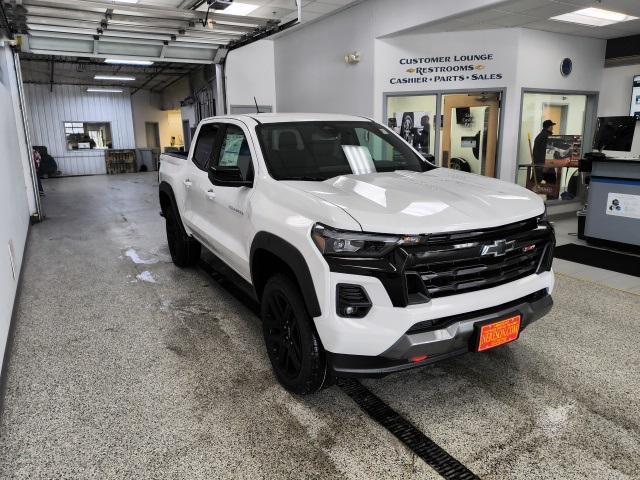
[
  {"x1": 539, "y1": 205, "x2": 548, "y2": 222},
  {"x1": 311, "y1": 223, "x2": 425, "y2": 257}
]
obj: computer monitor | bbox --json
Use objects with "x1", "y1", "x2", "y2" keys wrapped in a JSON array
[
  {"x1": 592, "y1": 116, "x2": 636, "y2": 152},
  {"x1": 630, "y1": 75, "x2": 640, "y2": 119}
]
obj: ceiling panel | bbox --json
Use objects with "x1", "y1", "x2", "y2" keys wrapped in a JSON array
[{"x1": 403, "y1": 0, "x2": 640, "y2": 40}]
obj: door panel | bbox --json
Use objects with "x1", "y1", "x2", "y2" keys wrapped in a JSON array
[
  {"x1": 198, "y1": 122, "x2": 256, "y2": 280},
  {"x1": 145, "y1": 122, "x2": 160, "y2": 148},
  {"x1": 183, "y1": 122, "x2": 221, "y2": 235},
  {"x1": 442, "y1": 93, "x2": 500, "y2": 178}
]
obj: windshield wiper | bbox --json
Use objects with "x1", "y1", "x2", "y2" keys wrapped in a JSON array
[{"x1": 280, "y1": 176, "x2": 329, "y2": 181}]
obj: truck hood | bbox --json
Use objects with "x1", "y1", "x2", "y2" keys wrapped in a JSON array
[{"x1": 283, "y1": 169, "x2": 544, "y2": 234}]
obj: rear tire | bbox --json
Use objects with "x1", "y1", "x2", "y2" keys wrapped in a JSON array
[
  {"x1": 165, "y1": 207, "x2": 201, "y2": 267},
  {"x1": 261, "y1": 274, "x2": 330, "y2": 395}
]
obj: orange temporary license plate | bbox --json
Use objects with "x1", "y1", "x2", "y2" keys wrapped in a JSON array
[{"x1": 477, "y1": 315, "x2": 521, "y2": 352}]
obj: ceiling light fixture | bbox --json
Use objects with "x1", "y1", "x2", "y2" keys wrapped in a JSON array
[
  {"x1": 550, "y1": 7, "x2": 638, "y2": 27},
  {"x1": 94, "y1": 75, "x2": 136, "y2": 81},
  {"x1": 218, "y1": 2, "x2": 259, "y2": 16},
  {"x1": 104, "y1": 59, "x2": 154, "y2": 66},
  {"x1": 87, "y1": 88, "x2": 123, "y2": 93},
  {"x1": 114, "y1": 0, "x2": 139, "y2": 3}
]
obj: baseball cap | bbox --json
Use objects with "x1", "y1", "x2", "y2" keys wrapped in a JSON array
[{"x1": 542, "y1": 120, "x2": 556, "y2": 129}]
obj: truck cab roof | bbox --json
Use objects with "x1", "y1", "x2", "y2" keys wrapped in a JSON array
[{"x1": 201, "y1": 113, "x2": 373, "y2": 124}]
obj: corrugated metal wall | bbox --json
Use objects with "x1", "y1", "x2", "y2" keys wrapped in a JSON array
[{"x1": 24, "y1": 84, "x2": 136, "y2": 176}]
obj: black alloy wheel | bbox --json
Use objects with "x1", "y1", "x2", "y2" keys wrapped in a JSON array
[
  {"x1": 261, "y1": 274, "x2": 330, "y2": 395},
  {"x1": 264, "y1": 290, "x2": 303, "y2": 380}
]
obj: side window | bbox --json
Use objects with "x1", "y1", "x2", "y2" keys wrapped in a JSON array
[
  {"x1": 192, "y1": 123, "x2": 219, "y2": 171},
  {"x1": 215, "y1": 125, "x2": 254, "y2": 181}
]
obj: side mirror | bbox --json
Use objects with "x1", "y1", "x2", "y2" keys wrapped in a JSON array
[{"x1": 209, "y1": 166, "x2": 253, "y2": 187}]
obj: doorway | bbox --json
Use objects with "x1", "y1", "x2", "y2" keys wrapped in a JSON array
[
  {"x1": 145, "y1": 122, "x2": 160, "y2": 149},
  {"x1": 517, "y1": 91, "x2": 596, "y2": 203},
  {"x1": 441, "y1": 92, "x2": 501, "y2": 178},
  {"x1": 542, "y1": 104, "x2": 568, "y2": 135}
]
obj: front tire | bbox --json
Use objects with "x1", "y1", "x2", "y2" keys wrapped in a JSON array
[
  {"x1": 165, "y1": 208, "x2": 201, "y2": 267},
  {"x1": 261, "y1": 274, "x2": 330, "y2": 395}
]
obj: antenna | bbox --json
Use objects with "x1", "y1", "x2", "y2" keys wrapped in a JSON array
[{"x1": 254, "y1": 97, "x2": 261, "y2": 114}]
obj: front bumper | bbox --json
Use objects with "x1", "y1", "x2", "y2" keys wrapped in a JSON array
[{"x1": 327, "y1": 290, "x2": 553, "y2": 377}]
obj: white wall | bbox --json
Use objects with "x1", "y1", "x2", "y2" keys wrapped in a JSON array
[
  {"x1": 599, "y1": 64, "x2": 638, "y2": 117},
  {"x1": 274, "y1": 7, "x2": 375, "y2": 116},
  {"x1": 372, "y1": 0, "x2": 505, "y2": 38},
  {"x1": 265, "y1": 0, "x2": 506, "y2": 116},
  {"x1": 24, "y1": 84, "x2": 136, "y2": 176},
  {"x1": 598, "y1": 64, "x2": 640, "y2": 157},
  {"x1": 225, "y1": 40, "x2": 277, "y2": 112},
  {"x1": 0, "y1": 45, "x2": 32, "y2": 375}
]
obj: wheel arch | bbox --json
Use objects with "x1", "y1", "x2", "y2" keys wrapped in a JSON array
[
  {"x1": 250, "y1": 232, "x2": 321, "y2": 318},
  {"x1": 159, "y1": 181, "x2": 176, "y2": 213},
  {"x1": 160, "y1": 181, "x2": 193, "y2": 238}
]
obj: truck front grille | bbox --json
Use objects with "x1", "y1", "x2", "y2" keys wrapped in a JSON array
[{"x1": 403, "y1": 217, "x2": 554, "y2": 299}]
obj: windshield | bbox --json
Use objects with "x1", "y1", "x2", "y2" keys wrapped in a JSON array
[{"x1": 256, "y1": 121, "x2": 434, "y2": 181}]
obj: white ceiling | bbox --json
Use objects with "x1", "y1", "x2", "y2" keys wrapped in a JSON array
[{"x1": 404, "y1": 0, "x2": 640, "y2": 39}]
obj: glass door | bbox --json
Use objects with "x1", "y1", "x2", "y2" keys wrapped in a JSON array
[
  {"x1": 385, "y1": 94, "x2": 438, "y2": 159},
  {"x1": 440, "y1": 92, "x2": 501, "y2": 178},
  {"x1": 517, "y1": 92, "x2": 588, "y2": 202}
]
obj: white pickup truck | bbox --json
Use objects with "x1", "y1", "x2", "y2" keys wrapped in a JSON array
[{"x1": 158, "y1": 113, "x2": 555, "y2": 394}]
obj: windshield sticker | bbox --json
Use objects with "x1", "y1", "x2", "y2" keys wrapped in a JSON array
[{"x1": 220, "y1": 134, "x2": 245, "y2": 167}]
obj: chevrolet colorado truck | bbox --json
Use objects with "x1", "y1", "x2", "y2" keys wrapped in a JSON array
[{"x1": 158, "y1": 113, "x2": 555, "y2": 395}]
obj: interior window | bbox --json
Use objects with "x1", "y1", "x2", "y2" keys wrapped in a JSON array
[
  {"x1": 216, "y1": 125, "x2": 253, "y2": 181},
  {"x1": 64, "y1": 122, "x2": 113, "y2": 150},
  {"x1": 192, "y1": 123, "x2": 219, "y2": 171}
]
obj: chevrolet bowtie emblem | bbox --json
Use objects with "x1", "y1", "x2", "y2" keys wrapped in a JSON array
[{"x1": 481, "y1": 239, "x2": 516, "y2": 257}]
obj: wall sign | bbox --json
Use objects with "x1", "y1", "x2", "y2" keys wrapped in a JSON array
[{"x1": 389, "y1": 52, "x2": 503, "y2": 86}]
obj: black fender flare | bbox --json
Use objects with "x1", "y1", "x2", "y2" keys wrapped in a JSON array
[
  {"x1": 250, "y1": 232, "x2": 321, "y2": 317},
  {"x1": 159, "y1": 181, "x2": 187, "y2": 235}
]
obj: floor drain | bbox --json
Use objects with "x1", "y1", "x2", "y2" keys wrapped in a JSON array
[{"x1": 338, "y1": 378, "x2": 480, "y2": 480}]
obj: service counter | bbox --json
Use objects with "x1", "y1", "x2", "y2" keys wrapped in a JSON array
[{"x1": 585, "y1": 158, "x2": 640, "y2": 247}]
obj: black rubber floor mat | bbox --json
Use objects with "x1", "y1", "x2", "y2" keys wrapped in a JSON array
[
  {"x1": 338, "y1": 378, "x2": 480, "y2": 480},
  {"x1": 554, "y1": 244, "x2": 640, "y2": 277}
]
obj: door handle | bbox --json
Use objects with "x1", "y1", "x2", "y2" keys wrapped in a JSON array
[
  {"x1": 183, "y1": 179, "x2": 192, "y2": 188},
  {"x1": 205, "y1": 189, "x2": 216, "y2": 200}
]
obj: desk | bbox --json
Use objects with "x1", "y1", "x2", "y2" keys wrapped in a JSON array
[{"x1": 585, "y1": 158, "x2": 640, "y2": 247}]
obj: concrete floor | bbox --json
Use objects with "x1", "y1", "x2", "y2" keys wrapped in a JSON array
[{"x1": 0, "y1": 173, "x2": 639, "y2": 479}]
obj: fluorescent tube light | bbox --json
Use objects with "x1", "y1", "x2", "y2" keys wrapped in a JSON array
[
  {"x1": 87, "y1": 88, "x2": 123, "y2": 93},
  {"x1": 104, "y1": 59, "x2": 154, "y2": 66},
  {"x1": 114, "y1": 0, "x2": 139, "y2": 3},
  {"x1": 219, "y1": 2, "x2": 259, "y2": 16},
  {"x1": 550, "y1": 7, "x2": 638, "y2": 27},
  {"x1": 94, "y1": 75, "x2": 136, "y2": 81}
]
